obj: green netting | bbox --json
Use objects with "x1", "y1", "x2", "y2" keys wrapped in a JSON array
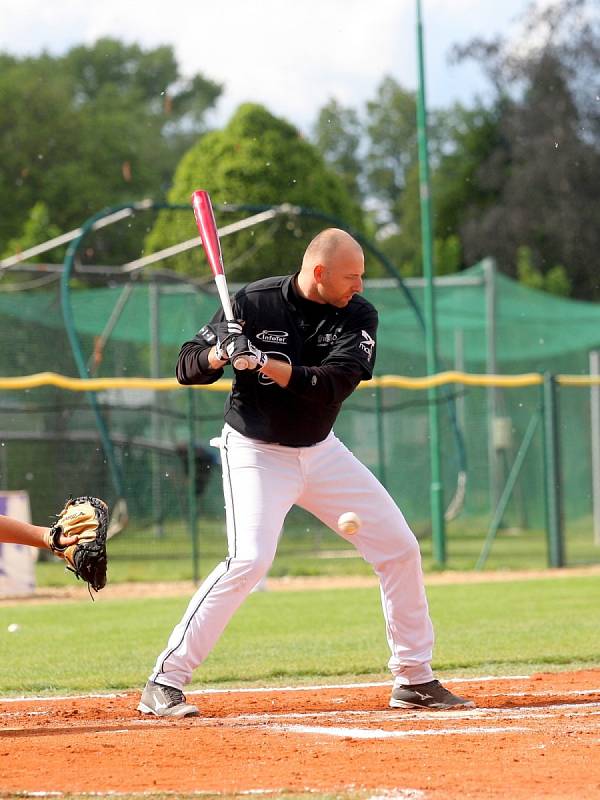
[
  {"x1": 1, "y1": 262, "x2": 599, "y2": 574},
  {"x1": 4, "y1": 262, "x2": 600, "y2": 360},
  {"x1": 371, "y1": 265, "x2": 600, "y2": 369}
]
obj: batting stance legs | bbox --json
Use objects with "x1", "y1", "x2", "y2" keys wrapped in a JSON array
[{"x1": 148, "y1": 425, "x2": 434, "y2": 692}]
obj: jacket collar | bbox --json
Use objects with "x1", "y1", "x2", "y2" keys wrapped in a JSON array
[
  {"x1": 281, "y1": 273, "x2": 299, "y2": 308},
  {"x1": 281, "y1": 272, "x2": 343, "y2": 323}
]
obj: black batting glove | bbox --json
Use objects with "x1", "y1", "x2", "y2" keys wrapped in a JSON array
[
  {"x1": 226, "y1": 335, "x2": 268, "y2": 372},
  {"x1": 211, "y1": 320, "x2": 243, "y2": 361}
]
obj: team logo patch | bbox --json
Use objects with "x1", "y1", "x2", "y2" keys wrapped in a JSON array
[
  {"x1": 359, "y1": 330, "x2": 375, "y2": 360},
  {"x1": 317, "y1": 332, "x2": 338, "y2": 346},
  {"x1": 317, "y1": 325, "x2": 343, "y2": 346},
  {"x1": 256, "y1": 330, "x2": 289, "y2": 344},
  {"x1": 198, "y1": 325, "x2": 216, "y2": 343}
]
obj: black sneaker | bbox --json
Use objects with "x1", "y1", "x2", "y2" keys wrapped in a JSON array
[
  {"x1": 137, "y1": 680, "x2": 199, "y2": 717},
  {"x1": 390, "y1": 679, "x2": 475, "y2": 710}
]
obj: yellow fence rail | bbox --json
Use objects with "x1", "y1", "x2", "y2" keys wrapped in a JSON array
[{"x1": 1, "y1": 370, "x2": 599, "y2": 392}]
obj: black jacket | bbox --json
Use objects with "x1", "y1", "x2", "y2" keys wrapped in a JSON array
[{"x1": 176, "y1": 274, "x2": 378, "y2": 446}]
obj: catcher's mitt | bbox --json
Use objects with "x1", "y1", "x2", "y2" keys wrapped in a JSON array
[{"x1": 48, "y1": 496, "x2": 108, "y2": 592}]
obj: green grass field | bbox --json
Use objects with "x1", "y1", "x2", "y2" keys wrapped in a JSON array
[{"x1": 1, "y1": 576, "x2": 598, "y2": 695}]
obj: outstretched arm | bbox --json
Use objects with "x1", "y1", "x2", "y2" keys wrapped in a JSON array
[{"x1": 0, "y1": 515, "x2": 79, "y2": 550}]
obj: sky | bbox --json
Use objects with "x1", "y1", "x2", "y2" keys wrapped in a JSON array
[{"x1": 0, "y1": 0, "x2": 544, "y2": 133}]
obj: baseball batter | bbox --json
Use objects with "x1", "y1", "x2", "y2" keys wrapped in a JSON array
[{"x1": 138, "y1": 228, "x2": 474, "y2": 717}]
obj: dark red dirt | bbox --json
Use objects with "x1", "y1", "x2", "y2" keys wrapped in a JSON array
[{"x1": 1, "y1": 670, "x2": 600, "y2": 799}]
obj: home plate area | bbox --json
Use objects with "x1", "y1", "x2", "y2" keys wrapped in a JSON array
[{"x1": 1, "y1": 670, "x2": 600, "y2": 799}]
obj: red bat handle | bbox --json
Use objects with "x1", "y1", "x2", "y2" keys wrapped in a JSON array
[
  {"x1": 191, "y1": 190, "x2": 224, "y2": 276},
  {"x1": 191, "y1": 189, "x2": 235, "y2": 321},
  {"x1": 191, "y1": 190, "x2": 250, "y2": 369}
]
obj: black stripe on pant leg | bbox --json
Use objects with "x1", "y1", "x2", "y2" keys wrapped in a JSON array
[
  {"x1": 156, "y1": 430, "x2": 238, "y2": 678},
  {"x1": 156, "y1": 562, "x2": 230, "y2": 677},
  {"x1": 222, "y1": 429, "x2": 237, "y2": 559}
]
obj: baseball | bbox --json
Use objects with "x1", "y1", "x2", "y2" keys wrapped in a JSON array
[
  {"x1": 7, "y1": 623, "x2": 20, "y2": 633},
  {"x1": 337, "y1": 511, "x2": 361, "y2": 535}
]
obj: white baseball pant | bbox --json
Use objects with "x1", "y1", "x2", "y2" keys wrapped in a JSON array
[{"x1": 150, "y1": 424, "x2": 435, "y2": 689}]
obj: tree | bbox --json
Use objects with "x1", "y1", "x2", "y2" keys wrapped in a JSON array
[
  {"x1": 452, "y1": 0, "x2": 600, "y2": 298},
  {"x1": 312, "y1": 99, "x2": 364, "y2": 201},
  {"x1": 0, "y1": 39, "x2": 222, "y2": 263},
  {"x1": 309, "y1": 3, "x2": 600, "y2": 294},
  {"x1": 311, "y1": 78, "x2": 423, "y2": 275},
  {"x1": 386, "y1": 102, "x2": 505, "y2": 277},
  {"x1": 431, "y1": 103, "x2": 505, "y2": 245},
  {"x1": 146, "y1": 103, "x2": 365, "y2": 283},
  {"x1": 2, "y1": 202, "x2": 62, "y2": 259},
  {"x1": 517, "y1": 245, "x2": 571, "y2": 296},
  {"x1": 311, "y1": 78, "x2": 474, "y2": 277},
  {"x1": 364, "y1": 77, "x2": 419, "y2": 228},
  {"x1": 63, "y1": 40, "x2": 220, "y2": 154}
]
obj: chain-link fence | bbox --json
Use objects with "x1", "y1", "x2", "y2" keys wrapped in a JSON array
[{"x1": 2, "y1": 231, "x2": 600, "y2": 578}]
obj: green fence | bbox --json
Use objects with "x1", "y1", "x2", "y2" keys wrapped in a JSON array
[
  {"x1": 2, "y1": 246, "x2": 600, "y2": 578},
  {"x1": 1, "y1": 370, "x2": 599, "y2": 581}
]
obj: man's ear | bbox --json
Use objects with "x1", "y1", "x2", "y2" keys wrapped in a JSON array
[{"x1": 314, "y1": 263, "x2": 325, "y2": 283}]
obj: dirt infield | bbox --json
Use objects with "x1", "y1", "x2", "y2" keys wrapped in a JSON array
[
  {"x1": 4, "y1": 564, "x2": 600, "y2": 606},
  {"x1": 1, "y1": 669, "x2": 599, "y2": 799}
]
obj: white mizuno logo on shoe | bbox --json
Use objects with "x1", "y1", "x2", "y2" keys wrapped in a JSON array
[{"x1": 415, "y1": 691, "x2": 434, "y2": 701}]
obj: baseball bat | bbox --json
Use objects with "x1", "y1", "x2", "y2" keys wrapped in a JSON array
[{"x1": 190, "y1": 190, "x2": 253, "y2": 370}]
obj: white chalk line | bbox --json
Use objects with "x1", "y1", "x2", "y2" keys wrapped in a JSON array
[
  {"x1": 226, "y1": 700, "x2": 600, "y2": 724},
  {"x1": 17, "y1": 792, "x2": 288, "y2": 798},
  {"x1": 486, "y1": 688, "x2": 600, "y2": 697},
  {"x1": 367, "y1": 792, "x2": 426, "y2": 800},
  {"x1": 1, "y1": 691, "x2": 599, "y2": 722},
  {"x1": 0, "y1": 718, "x2": 536, "y2": 741},
  {"x1": 3, "y1": 700, "x2": 599, "y2": 740},
  {"x1": 0, "y1": 674, "x2": 533, "y2": 703},
  {"x1": 271, "y1": 723, "x2": 532, "y2": 739},
  {"x1": 1, "y1": 677, "x2": 599, "y2": 707},
  {"x1": 17, "y1": 791, "x2": 423, "y2": 800}
]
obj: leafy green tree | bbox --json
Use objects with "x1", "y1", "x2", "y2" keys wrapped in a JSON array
[
  {"x1": 311, "y1": 82, "x2": 418, "y2": 275},
  {"x1": 311, "y1": 78, "x2": 475, "y2": 278},
  {"x1": 516, "y1": 246, "x2": 545, "y2": 291},
  {"x1": 312, "y1": 99, "x2": 363, "y2": 201},
  {"x1": 364, "y1": 77, "x2": 418, "y2": 227},
  {"x1": 378, "y1": 159, "x2": 421, "y2": 276},
  {"x1": 431, "y1": 103, "x2": 504, "y2": 244},
  {"x1": 517, "y1": 245, "x2": 571, "y2": 296},
  {"x1": 311, "y1": 2, "x2": 599, "y2": 297},
  {"x1": 372, "y1": 113, "x2": 471, "y2": 277},
  {"x1": 373, "y1": 98, "x2": 504, "y2": 276},
  {"x1": 452, "y1": 0, "x2": 600, "y2": 298},
  {"x1": 146, "y1": 103, "x2": 365, "y2": 282},
  {"x1": 434, "y1": 234, "x2": 463, "y2": 276},
  {"x1": 0, "y1": 39, "x2": 221, "y2": 262},
  {"x1": 2, "y1": 202, "x2": 62, "y2": 258},
  {"x1": 545, "y1": 264, "x2": 571, "y2": 296},
  {"x1": 0, "y1": 202, "x2": 65, "y2": 286},
  {"x1": 63, "y1": 40, "x2": 219, "y2": 152}
]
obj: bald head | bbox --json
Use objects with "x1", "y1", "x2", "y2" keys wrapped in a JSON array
[
  {"x1": 297, "y1": 228, "x2": 364, "y2": 308},
  {"x1": 301, "y1": 228, "x2": 363, "y2": 272}
]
